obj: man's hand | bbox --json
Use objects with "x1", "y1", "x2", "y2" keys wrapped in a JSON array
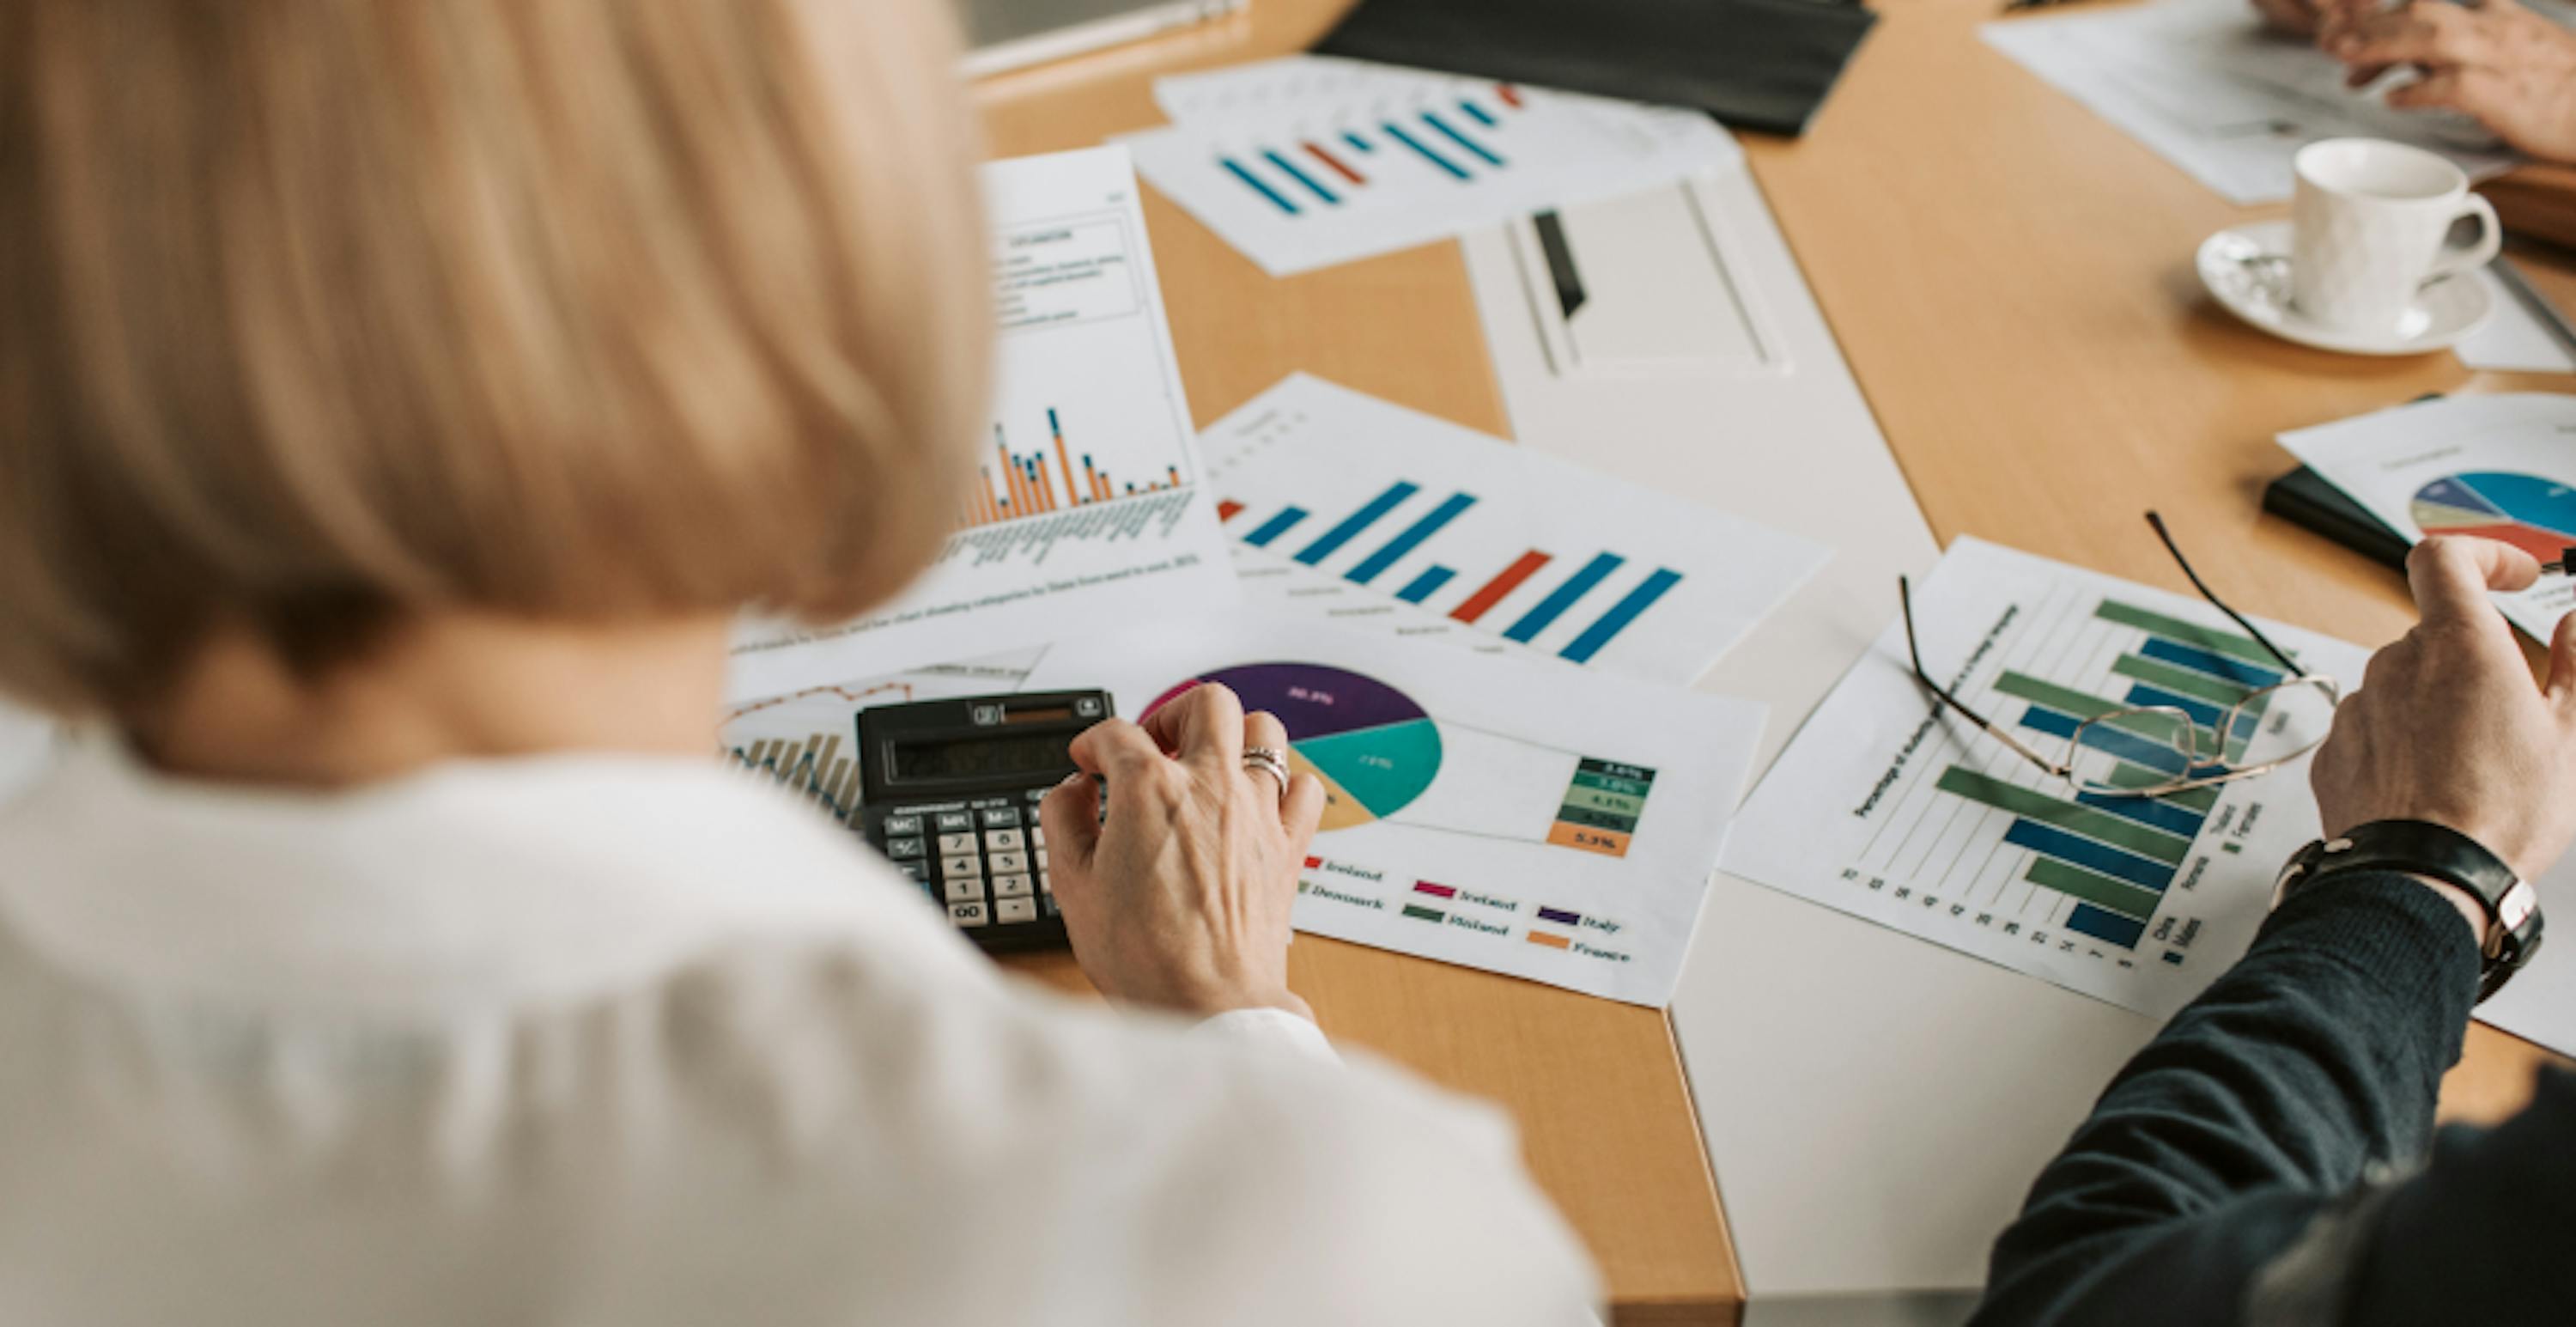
[
  {"x1": 2321, "y1": 0, "x2": 2576, "y2": 164},
  {"x1": 1040, "y1": 683, "x2": 1327, "y2": 1020},
  {"x1": 2311, "y1": 539, "x2": 2576, "y2": 911},
  {"x1": 2253, "y1": 0, "x2": 2326, "y2": 37}
]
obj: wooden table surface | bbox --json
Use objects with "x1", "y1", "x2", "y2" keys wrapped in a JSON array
[{"x1": 975, "y1": 0, "x2": 2576, "y2": 1320}]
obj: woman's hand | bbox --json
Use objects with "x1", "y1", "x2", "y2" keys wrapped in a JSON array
[
  {"x1": 2322, "y1": 0, "x2": 2576, "y2": 164},
  {"x1": 1039, "y1": 684, "x2": 1327, "y2": 1020}
]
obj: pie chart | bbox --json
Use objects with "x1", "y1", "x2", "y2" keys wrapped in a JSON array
[
  {"x1": 2411, "y1": 472, "x2": 2576, "y2": 563},
  {"x1": 1144, "y1": 663, "x2": 1443, "y2": 831}
]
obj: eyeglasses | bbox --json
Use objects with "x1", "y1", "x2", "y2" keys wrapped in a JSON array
[{"x1": 1900, "y1": 514, "x2": 2342, "y2": 800}]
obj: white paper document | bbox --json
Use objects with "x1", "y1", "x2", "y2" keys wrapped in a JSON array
[
  {"x1": 2279, "y1": 393, "x2": 2576, "y2": 643},
  {"x1": 1121, "y1": 56, "x2": 1741, "y2": 277},
  {"x1": 1019, "y1": 611, "x2": 1766, "y2": 1005},
  {"x1": 2456, "y1": 268, "x2": 2576, "y2": 374},
  {"x1": 1725, "y1": 539, "x2": 2372, "y2": 1019},
  {"x1": 1197, "y1": 374, "x2": 1830, "y2": 685},
  {"x1": 725, "y1": 147, "x2": 1235, "y2": 702},
  {"x1": 1983, "y1": 0, "x2": 2514, "y2": 204}
]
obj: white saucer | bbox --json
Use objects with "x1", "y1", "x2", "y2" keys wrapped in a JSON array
[{"x1": 2196, "y1": 220, "x2": 2492, "y2": 356}]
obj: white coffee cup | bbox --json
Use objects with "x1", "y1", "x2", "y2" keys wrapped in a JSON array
[{"x1": 2290, "y1": 138, "x2": 2500, "y2": 338}]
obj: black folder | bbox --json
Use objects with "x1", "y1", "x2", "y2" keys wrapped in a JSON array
[
  {"x1": 2263, "y1": 466, "x2": 2409, "y2": 571},
  {"x1": 1314, "y1": 0, "x2": 1877, "y2": 137}
]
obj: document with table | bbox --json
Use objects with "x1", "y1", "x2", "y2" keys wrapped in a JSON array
[{"x1": 1983, "y1": 0, "x2": 2514, "y2": 204}]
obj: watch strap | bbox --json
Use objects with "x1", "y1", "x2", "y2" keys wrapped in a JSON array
[{"x1": 2288, "y1": 819, "x2": 2543, "y2": 1001}]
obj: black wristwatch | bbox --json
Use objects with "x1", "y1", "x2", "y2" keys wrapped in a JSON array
[{"x1": 2273, "y1": 819, "x2": 2543, "y2": 1003}]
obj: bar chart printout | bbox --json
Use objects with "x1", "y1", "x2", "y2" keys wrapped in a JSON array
[
  {"x1": 1200, "y1": 374, "x2": 1827, "y2": 686},
  {"x1": 1122, "y1": 56, "x2": 1741, "y2": 277},
  {"x1": 1722, "y1": 539, "x2": 2371, "y2": 1019},
  {"x1": 726, "y1": 147, "x2": 1236, "y2": 702}
]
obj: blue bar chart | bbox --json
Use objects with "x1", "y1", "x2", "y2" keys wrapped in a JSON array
[
  {"x1": 1922, "y1": 597, "x2": 2287, "y2": 951},
  {"x1": 1722, "y1": 539, "x2": 2372, "y2": 1019},
  {"x1": 1200, "y1": 374, "x2": 1828, "y2": 686},
  {"x1": 1224, "y1": 479, "x2": 1685, "y2": 667},
  {"x1": 1207, "y1": 88, "x2": 1526, "y2": 216}
]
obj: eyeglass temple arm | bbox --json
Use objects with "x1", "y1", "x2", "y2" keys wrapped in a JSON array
[
  {"x1": 1900, "y1": 577, "x2": 2073, "y2": 777},
  {"x1": 2144, "y1": 511, "x2": 2309, "y2": 679}
]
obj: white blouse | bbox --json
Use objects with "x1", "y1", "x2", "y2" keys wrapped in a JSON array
[{"x1": 0, "y1": 738, "x2": 1598, "y2": 1325}]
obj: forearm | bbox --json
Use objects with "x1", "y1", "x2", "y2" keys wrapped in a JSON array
[{"x1": 1971, "y1": 873, "x2": 2481, "y2": 1327}]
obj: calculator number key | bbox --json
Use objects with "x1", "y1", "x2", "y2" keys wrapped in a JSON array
[{"x1": 949, "y1": 901, "x2": 990, "y2": 928}]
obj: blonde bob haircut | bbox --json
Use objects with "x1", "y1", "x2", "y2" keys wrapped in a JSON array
[{"x1": 0, "y1": 0, "x2": 991, "y2": 717}]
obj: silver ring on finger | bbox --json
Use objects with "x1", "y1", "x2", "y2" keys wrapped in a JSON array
[{"x1": 1242, "y1": 746, "x2": 1291, "y2": 803}]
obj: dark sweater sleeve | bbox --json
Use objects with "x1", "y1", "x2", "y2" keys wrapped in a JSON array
[{"x1": 1968, "y1": 872, "x2": 2482, "y2": 1327}]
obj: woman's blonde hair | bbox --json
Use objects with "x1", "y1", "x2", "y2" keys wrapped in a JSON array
[{"x1": 0, "y1": 0, "x2": 991, "y2": 716}]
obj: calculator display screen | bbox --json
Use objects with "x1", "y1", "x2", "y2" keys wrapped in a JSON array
[{"x1": 891, "y1": 732, "x2": 1076, "y2": 782}]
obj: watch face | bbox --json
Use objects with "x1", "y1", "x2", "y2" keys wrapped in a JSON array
[{"x1": 2501, "y1": 880, "x2": 2539, "y2": 933}]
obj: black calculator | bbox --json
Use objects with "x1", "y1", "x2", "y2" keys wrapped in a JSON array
[{"x1": 856, "y1": 690, "x2": 1110, "y2": 953}]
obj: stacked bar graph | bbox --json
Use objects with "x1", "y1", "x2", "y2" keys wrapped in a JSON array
[
  {"x1": 1923, "y1": 597, "x2": 2287, "y2": 950},
  {"x1": 961, "y1": 407, "x2": 1189, "y2": 530}
]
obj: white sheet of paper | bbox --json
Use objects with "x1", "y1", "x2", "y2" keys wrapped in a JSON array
[
  {"x1": 1983, "y1": 0, "x2": 2514, "y2": 205},
  {"x1": 724, "y1": 146, "x2": 1235, "y2": 702},
  {"x1": 1196, "y1": 374, "x2": 1829, "y2": 685},
  {"x1": 1121, "y1": 57, "x2": 1741, "y2": 277},
  {"x1": 2456, "y1": 268, "x2": 2576, "y2": 374},
  {"x1": 2278, "y1": 393, "x2": 2576, "y2": 643},
  {"x1": 1724, "y1": 538, "x2": 2371, "y2": 1020},
  {"x1": 1018, "y1": 610, "x2": 1766, "y2": 1005}
]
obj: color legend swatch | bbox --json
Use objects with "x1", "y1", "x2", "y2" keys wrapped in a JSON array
[{"x1": 1546, "y1": 758, "x2": 1656, "y2": 858}]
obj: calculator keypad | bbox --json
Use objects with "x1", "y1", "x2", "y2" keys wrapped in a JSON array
[{"x1": 869, "y1": 786, "x2": 1060, "y2": 947}]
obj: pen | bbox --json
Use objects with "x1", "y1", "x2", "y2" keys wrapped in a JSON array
[{"x1": 2544, "y1": 548, "x2": 2576, "y2": 576}]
